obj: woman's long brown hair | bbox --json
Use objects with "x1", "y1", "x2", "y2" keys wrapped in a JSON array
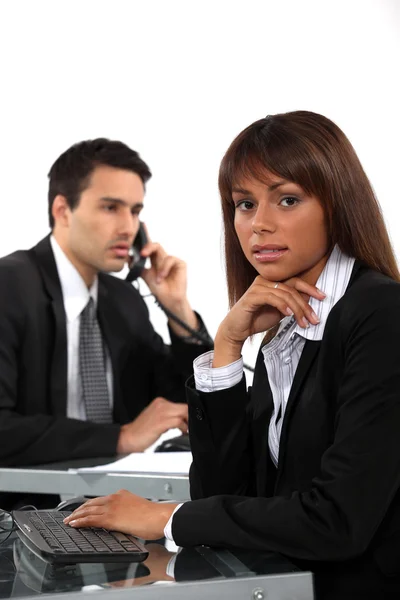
[{"x1": 219, "y1": 111, "x2": 400, "y2": 307}]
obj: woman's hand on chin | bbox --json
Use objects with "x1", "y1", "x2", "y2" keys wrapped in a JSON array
[
  {"x1": 213, "y1": 276, "x2": 325, "y2": 368},
  {"x1": 63, "y1": 490, "x2": 179, "y2": 540}
]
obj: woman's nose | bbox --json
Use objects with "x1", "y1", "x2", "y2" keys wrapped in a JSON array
[{"x1": 252, "y1": 205, "x2": 276, "y2": 234}]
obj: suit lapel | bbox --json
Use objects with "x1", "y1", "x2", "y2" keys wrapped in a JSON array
[
  {"x1": 250, "y1": 349, "x2": 276, "y2": 495},
  {"x1": 33, "y1": 239, "x2": 133, "y2": 421},
  {"x1": 274, "y1": 260, "x2": 364, "y2": 473},
  {"x1": 33, "y1": 236, "x2": 68, "y2": 416},
  {"x1": 275, "y1": 340, "x2": 320, "y2": 486}
]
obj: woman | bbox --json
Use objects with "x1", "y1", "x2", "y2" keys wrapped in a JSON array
[{"x1": 65, "y1": 111, "x2": 400, "y2": 589}]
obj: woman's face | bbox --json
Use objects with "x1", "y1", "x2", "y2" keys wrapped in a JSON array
[{"x1": 233, "y1": 173, "x2": 330, "y2": 284}]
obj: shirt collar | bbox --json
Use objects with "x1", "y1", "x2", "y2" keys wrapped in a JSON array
[
  {"x1": 291, "y1": 245, "x2": 355, "y2": 341},
  {"x1": 50, "y1": 236, "x2": 98, "y2": 323}
]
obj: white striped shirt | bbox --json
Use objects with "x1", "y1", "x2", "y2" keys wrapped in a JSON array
[{"x1": 193, "y1": 245, "x2": 355, "y2": 466}]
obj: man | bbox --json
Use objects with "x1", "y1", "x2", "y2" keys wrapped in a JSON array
[{"x1": 0, "y1": 138, "x2": 211, "y2": 476}]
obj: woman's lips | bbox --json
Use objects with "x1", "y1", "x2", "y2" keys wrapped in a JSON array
[{"x1": 253, "y1": 248, "x2": 288, "y2": 262}]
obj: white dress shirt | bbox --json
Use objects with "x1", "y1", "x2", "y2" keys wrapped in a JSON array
[
  {"x1": 164, "y1": 245, "x2": 355, "y2": 541},
  {"x1": 50, "y1": 236, "x2": 113, "y2": 420}
]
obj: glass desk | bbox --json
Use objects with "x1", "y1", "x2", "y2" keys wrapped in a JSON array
[{"x1": 0, "y1": 531, "x2": 313, "y2": 600}]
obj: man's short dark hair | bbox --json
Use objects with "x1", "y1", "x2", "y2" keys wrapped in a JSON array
[{"x1": 48, "y1": 138, "x2": 152, "y2": 228}]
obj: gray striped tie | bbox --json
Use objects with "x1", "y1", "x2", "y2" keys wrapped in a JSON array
[{"x1": 79, "y1": 297, "x2": 113, "y2": 423}]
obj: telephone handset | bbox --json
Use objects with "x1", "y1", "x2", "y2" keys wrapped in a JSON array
[{"x1": 126, "y1": 222, "x2": 148, "y2": 282}]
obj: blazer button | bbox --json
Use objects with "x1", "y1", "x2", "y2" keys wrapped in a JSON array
[{"x1": 195, "y1": 407, "x2": 204, "y2": 420}]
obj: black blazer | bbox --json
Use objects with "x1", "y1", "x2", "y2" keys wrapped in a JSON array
[
  {"x1": 173, "y1": 263, "x2": 400, "y2": 579},
  {"x1": 0, "y1": 236, "x2": 210, "y2": 467}
]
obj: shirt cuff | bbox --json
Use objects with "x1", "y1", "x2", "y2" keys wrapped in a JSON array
[
  {"x1": 166, "y1": 553, "x2": 178, "y2": 578},
  {"x1": 164, "y1": 503, "x2": 184, "y2": 542},
  {"x1": 193, "y1": 350, "x2": 244, "y2": 392}
]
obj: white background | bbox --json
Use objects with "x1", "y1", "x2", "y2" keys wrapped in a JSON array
[{"x1": 0, "y1": 0, "x2": 399, "y2": 369}]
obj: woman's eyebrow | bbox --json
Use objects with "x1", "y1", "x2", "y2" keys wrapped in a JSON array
[
  {"x1": 232, "y1": 181, "x2": 287, "y2": 195},
  {"x1": 268, "y1": 181, "x2": 286, "y2": 191},
  {"x1": 232, "y1": 187, "x2": 251, "y2": 195}
]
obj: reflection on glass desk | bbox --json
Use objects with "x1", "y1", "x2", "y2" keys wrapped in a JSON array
[
  {"x1": 0, "y1": 456, "x2": 190, "y2": 502},
  {"x1": 0, "y1": 532, "x2": 314, "y2": 600}
]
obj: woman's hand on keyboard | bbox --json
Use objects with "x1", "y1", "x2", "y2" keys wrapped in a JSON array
[{"x1": 63, "y1": 490, "x2": 178, "y2": 540}]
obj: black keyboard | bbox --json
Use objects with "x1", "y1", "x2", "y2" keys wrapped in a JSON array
[{"x1": 13, "y1": 510, "x2": 148, "y2": 564}]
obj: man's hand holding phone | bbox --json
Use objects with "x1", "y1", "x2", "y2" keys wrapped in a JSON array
[
  {"x1": 213, "y1": 276, "x2": 326, "y2": 368},
  {"x1": 137, "y1": 225, "x2": 199, "y2": 337}
]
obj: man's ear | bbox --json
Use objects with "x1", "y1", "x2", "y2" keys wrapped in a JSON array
[{"x1": 52, "y1": 195, "x2": 71, "y2": 227}]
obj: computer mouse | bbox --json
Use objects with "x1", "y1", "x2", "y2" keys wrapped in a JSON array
[
  {"x1": 55, "y1": 496, "x2": 91, "y2": 512},
  {"x1": 154, "y1": 433, "x2": 191, "y2": 452}
]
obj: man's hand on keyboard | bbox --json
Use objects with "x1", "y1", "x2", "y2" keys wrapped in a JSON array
[
  {"x1": 117, "y1": 397, "x2": 188, "y2": 453},
  {"x1": 63, "y1": 490, "x2": 178, "y2": 540}
]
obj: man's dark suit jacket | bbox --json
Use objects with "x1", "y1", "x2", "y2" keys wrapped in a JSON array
[
  {"x1": 0, "y1": 236, "x2": 210, "y2": 468},
  {"x1": 173, "y1": 262, "x2": 400, "y2": 583}
]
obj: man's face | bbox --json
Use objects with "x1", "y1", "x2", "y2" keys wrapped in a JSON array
[{"x1": 62, "y1": 165, "x2": 144, "y2": 279}]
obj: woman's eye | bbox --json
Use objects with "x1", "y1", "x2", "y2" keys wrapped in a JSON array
[
  {"x1": 280, "y1": 196, "x2": 299, "y2": 207},
  {"x1": 235, "y1": 200, "x2": 254, "y2": 211}
]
